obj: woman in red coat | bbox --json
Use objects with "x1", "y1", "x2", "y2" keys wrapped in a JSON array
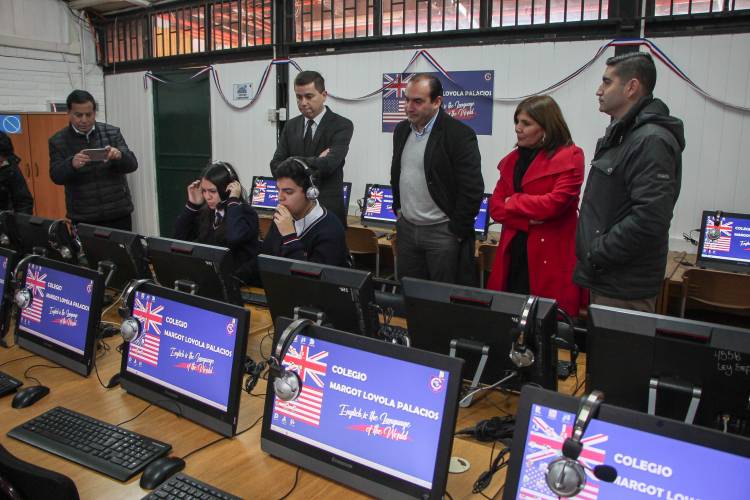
[{"x1": 487, "y1": 95, "x2": 584, "y2": 316}]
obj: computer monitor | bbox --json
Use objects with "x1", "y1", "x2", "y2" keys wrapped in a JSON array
[
  {"x1": 261, "y1": 317, "x2": 463, "y2": 500},
  {"x1": 0, "y1": 212, "x2": 78, "y2": 263},
  {"x1": 474, "y1": 193, "x2": 491, "y2": 240},
  {"x1": 361, "y1": 184, "x2": 397, "y2": 227},
  {"x1": 402, "y1": 277, "x2": 558, "y2": 390},
  {"x1": 14, "y1": 256, "x2": 104, "y2": 376},
  {"x1": 696, "y1": 210, "x2": 750, "y2": 273},
  {"x1": 503, "y1": 385, "x2": 750, "y2": 499},
  {"x1": 76, "y1": 223, "x2": 151, "y2": 290},
  {"x1": 0, "y1": 247, "x2": 18, "y2": 343},
  {"x1": 251, "y1": 176, "x2": 353, "y2": 215},
  {"x1": 259, "y1": 255, "x2": 380, "y2": 337},
  {"x1": 119, "y1": 282, "x2": 249, "y2": 437},
  {"x1": 587, "y1": 305, "x2": 750, "y2": 436},
  {"x1": 146, "y1": 236, "x2": 241, "y2": 305}
]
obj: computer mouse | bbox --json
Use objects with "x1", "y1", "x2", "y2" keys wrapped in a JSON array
[
  {"x1": 140, "y1": 456, "x2": 186, "y2": 490},
  {"x1": 11, "y1": 385, "x2": 50, "y2": 409}
]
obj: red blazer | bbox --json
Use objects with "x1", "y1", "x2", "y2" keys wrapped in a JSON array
[{"x1": 487, "y1": 144, "x2": 585, "y2": 316}]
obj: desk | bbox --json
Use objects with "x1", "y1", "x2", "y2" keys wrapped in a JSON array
[
  {"x1": 0, "y1": 306, "x2": 583, "y2": 499},
  {"x1": 657, "y1": 251, "x2": 697, "y2": 315}
]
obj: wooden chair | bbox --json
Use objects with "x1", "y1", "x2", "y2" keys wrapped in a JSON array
[
  {"x1": 477, "y1": 243, "x2": 497, "y2": 288},
  {"x1": 346, "y1": 226, "x2": 380, "y2": 277},
  {"x1": 680, "y1": 268, "x2": 750, "y2": 327},
  {"x1": 258, "y1": 217, "x2": 273, "y2": 241}
]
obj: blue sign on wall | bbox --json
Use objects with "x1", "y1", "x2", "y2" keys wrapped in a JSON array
[
  {"x1": 0, "y1": 115, "x2": 22, "y2": 134},
  {"x1": 382, "y1": 71, "x2": 494, "y2": 135}
]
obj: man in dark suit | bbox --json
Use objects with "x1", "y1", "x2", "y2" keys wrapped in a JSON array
[
  {"x1": 270, "y1": 71, "x2": 354, "y2": 226},
  {"x1": 390, "y1": 73, "x2": 483, "y2": 284}
]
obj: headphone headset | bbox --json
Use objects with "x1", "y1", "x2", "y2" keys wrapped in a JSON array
[
  {"x1": 211, "y1": 161, "x2": 240, "y2": 202},
  {"x1": 291, "y1": 158, "x2": 319, "y2": 200},
  {"x1": 268, "y1": 318, "x2": 313, "y2": 401},
  {"x1": 707, "y1": 210, "x2": 723, "y2": 241},
  {"x1": 118, "y1": 278, "x2": 154, "y2": 342},
  {"x1": 48, "y1": 219, "x2": 78, "y2": 262},
  {"x1": 12, "y1": 254, "x2": 40, "y2": 311},
  {"x1": 545, "y1": 390, "x2": 618, "y2": 496},
  {"x1": 509, "y1": 295, "x2": 538, "y2": 369}
]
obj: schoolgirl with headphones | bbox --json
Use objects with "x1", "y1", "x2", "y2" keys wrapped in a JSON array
[
  {"x1": 174, "y1": 161, "x2": 260, "y2": 285},
  {"x1": 260, "y1": 157, "x2": 348, "y2": 267}
]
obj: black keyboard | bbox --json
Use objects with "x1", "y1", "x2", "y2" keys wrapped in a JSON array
[
  {"x1": 240, "y1": 291, "x2": 267, "y2": 306},
  {"x1": 0, "y1": 370, "x2": 22, "y2": 397},
  {"x1": 142, "y1": 473, "x2": 241, "y2": 500},
  {"x1": 8, "y1": 406, "x2": 171, "y2": 481}
]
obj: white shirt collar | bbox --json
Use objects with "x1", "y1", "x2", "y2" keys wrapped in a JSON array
[
  {"x1": 303, "y1": 107, "x2": 327, "y2": 136},
  {"x1": 294, "y1": 201, "x2": 324, "y2": 235},
  {"x1": 72, "y1": 123, "x2": 96, "y2": 139}
]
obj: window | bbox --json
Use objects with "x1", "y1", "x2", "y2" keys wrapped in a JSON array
[
  {"x1": 295, "y1": 0, "x2": 376, "y2": 42},
  {"x1": 653, "y1": 0, "x2": 749, "y2": 16},
  {"x1": 490, "y1": 0, "x2": 607, "y2": 27}
]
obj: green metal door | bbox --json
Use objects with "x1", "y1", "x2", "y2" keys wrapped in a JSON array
[{"x1": 153, "y1": 70, "x2": 211, "y2": 235}]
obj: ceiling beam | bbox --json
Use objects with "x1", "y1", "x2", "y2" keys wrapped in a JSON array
[{"x1": 68, "y1": 0, "x2": 152, "y2": 9}]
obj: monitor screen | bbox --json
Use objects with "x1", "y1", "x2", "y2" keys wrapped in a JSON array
[
  {"x1": 474, "y1": 193, "x2": 490, "y2": 237},
  {"x1": 361, "y1": 184, "x2": 397, "y2": 226},
  {"x1": 76, "y1": 223, "x2": 151, "y2": 290},
  {"x1": 146, "y1": 236, "x2": 241, "y2": 305},
  {"x1": 0, "y1": 247, "x2": 17, "y2": 340},
  {"x1": 261, "y1": 317, "x2": 463, "y2": 499},
  {"x1": 587, "y1": 305, "x2": 750, "y2": 436},
  {"x1": 402, "y1": 277, "x2": 559, "y2": 390},
  {"x1": 251, "y1": 176, "x2": 353, "y2": 215},
  {"x1": 259, "y1": 255, "x2": 380, "y2": 337},
  {"x1": 697, "y1": 210, "x2": 750, "y2": 273},
  {"x1": 120, "y1": 282, "x2": 249, "y2": 437},
  {"x1": 503, "y1": 386, "x2": 750, "y2": 499},
  {"x1": 14, "y1": 257, "x2": 103, "y2": 376}
]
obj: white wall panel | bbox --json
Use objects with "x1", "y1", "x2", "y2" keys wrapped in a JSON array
[
  {"x1": 210, "y1": 60, "x2": 278, "y2": 185},
  {"x1": 104, "y1": 72, "x2": 158, "y2": 236}
]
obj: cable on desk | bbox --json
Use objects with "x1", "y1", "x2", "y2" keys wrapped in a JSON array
[
  {"x1": 444, "y1": 490, "x2": 455, "y2": 500},
  {"x1": 572, "y1": 375, "x2": 588, "y2": 396},
  {"x1": 259, "y1": 326, "x2": 274, "y2": 360},
  {"x1": 117, "y1": 403, "x2": 153, "y2": 427},
  {"x1": 473, "y1": 441, "x2": 510, "y2": 496},
  {"x1": 100, "y1": 286, "x2": 128, "y2": 319},
  {"x1": 23, "y1": 364, "x2": 63, "y2": 386},
  {"x1": 277, "y1": 466, "x2": 301, "y2": 500},
  {"x1": 0, "y1": 353, "x2": 35, "y2": 368},
  {"x1": 459, "y1": 372, "x2": 516, "y2": 406},
  {"x1": 181, "y1": 435, "x2": 227, "y2": 461},
  {"x1": 236, "y1": 414, "x2": 264, "y2": 436}
]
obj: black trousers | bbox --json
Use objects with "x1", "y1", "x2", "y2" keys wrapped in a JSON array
[{"x1": 396, "y1": 217, "x2": 460, "y2": 284}]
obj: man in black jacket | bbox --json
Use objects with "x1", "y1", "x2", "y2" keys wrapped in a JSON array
[
  {"x1": 390, "y1": 74, "x2": 483, "y2": 285},
  {"x1": 49, "y1": 90, "x2": 138, "y2": 230},
  {"x1": 0, "y1": 131, "x2": 33, "y2": 214},
  {"x1": 270, "y1": 71, "x2": 353, "y2": 227},
  {"x1": 574, "y1": 52, "x2": 685, "y2": 312}
]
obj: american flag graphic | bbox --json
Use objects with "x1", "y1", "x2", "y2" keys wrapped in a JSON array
[
  {"x1": 274, "y1": 343, "x2": 328, "y2": 427},
  {"x1": 129, "y1": 296, "x2": 164, "y2": 367},
  {"x1": 252, "y1": 180, "x2": 267, "y2": 204},
  {"x1": 21, "y1": 266, "x2": 47, "y2": 323},
  {"x1": 704, "y1": 217, "x2": 733, "y2": 252},
  {"x1": 365, "y1": 189, "x2": 384, "y2": 215},
  {"x1": 519, "y1": 415, "x2": 607, "y2": 499},
  {"x1": 382, "y1": 98, "x2": 407, "y2": 125}
]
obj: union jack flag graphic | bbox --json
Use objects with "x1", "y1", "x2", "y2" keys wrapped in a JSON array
[
  {"x1": 252, "y1": 180, "x2": 267, "y2": 204},
  {"x1": 274, "y1": 342, "x2": 328, "y2": 427},
  {"x1": 21, "y1": 266, "x2": 47, "y2": 323},
  {"x1": 366, "y1": 189, "x2": 384, "y2": 215},
  {"x1": 519, "y1": 415, "x2": 607, "y2": 499},
  {"x1": 129, "y1": 295, "x2": 164, "y2": 367},
  {"x1": 383, "y1": 73, "x2": 412, "y2": 99},
  {"x1": 704, "y1": 217, "x2": 733, "y2": 252}
]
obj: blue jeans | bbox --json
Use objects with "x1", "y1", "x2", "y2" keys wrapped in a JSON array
[{"x1": 396, "y1": 217, "x2": 460, "y2": 284}]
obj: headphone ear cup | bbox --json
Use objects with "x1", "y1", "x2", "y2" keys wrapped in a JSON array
[
  {"x1": 306, "y1": 184, "x2": 319, "y2": 200},
  {"x1": 546, "y1": 458, "x2": 586, "y2": 497}
]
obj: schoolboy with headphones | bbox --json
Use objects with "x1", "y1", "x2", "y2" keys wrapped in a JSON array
[
  {"x1": 174, "y1": 161, "x2": 261, "y2": 285},
  {"x1": 260, "y1": 157, "x2": 348, "y2": 267}
]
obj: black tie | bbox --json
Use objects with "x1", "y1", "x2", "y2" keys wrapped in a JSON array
[{"x1": 303, "y1": 119, "x2": 314, "y2": 155}]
